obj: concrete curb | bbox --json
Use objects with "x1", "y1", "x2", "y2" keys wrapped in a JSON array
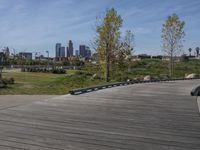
[{"x1": 70, "y1": 77, "x2": 200, "y2": 95}]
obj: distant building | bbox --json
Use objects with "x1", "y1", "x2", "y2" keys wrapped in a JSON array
[
  {"x1": 75, "y1": 50, "x2": 79, "y2": 57},
  {"x1": 55, "y1": 43, "x2": 61, "y2": 57},
  {"x1": 79, "y1": 45, "x2": 85, "y2": 57},
  {"x1": 60, "y1": 47, "x2": 65, "y2": 57},
  {"x1": 35, "y1": 55, "x2": 51, "y2": 61},
  {"x1": 67, "y1": 40, "x2": 74, "y2": 57},
  {"x1": 86, "y1": 48, "x2": 91, "y2": 58},
  {"x1": 66, "y1": 47, "x2": 69, "y2": 57},
  {"x1": 19, "y1": 52, "x2": 32, "y2": 60},
  {"x1": 55, "y1": 43, "x2": 66, "y2": 62},
  {"x1": 79, "y1": 45, "x2": 91, "y2": 58}
]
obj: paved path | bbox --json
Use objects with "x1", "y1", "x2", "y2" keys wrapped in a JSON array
[
  {"x1": 0, "y1": 80, "x2": 200, "y2": 150},
  {"x1": 2, "y1": 69, "x2": 21, "y2": 73}
]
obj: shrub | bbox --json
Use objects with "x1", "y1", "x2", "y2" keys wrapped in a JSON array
[
  {"x1": 21, "y1": 67, "x2": 66, "y2": 74},
  {"x1": 75, "y1": 70, "x2": 84, "y2": 75},
  {"x1": 0, "y1": 77, "x2": 15, "y2": 85},
  {"x1": 21, "y1": 68, "x2": 26, "y2": 72},
  {"x1": 7, "y1": 77, "x2": 15, "y2": 84},
  {"x1": 0, "y1": 79, "x2": 7, "y2": 88},
  {"x1": 51, "y1": 68, "x2": 66, "y2": 74}
]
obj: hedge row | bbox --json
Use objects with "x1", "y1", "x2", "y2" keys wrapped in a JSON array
[{"x1": 21, "y1": 68, "x2": 66, "y2": 74}]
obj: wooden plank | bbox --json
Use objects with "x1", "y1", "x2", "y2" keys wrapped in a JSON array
[{"x1": 0, "y1": 80, "x2": 200, "y2": 149}]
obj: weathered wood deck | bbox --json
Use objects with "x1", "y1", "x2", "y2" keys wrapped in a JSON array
[{"x1": 0, "y1": 80, "x2": 200, "y2": 150}]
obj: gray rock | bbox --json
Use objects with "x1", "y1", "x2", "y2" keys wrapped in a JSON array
[
  {"x1": 185, "y1": 73, "x2": 199, "y2": 79},
  {"x1": 143, "y1": 75, "x2": 151, "y2": 81}
]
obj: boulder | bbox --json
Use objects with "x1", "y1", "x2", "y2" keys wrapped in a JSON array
[
  {"x1": 143, "y1": 75, "x2": 151, "y2": 81},
  {"x1": 185, "y1": 73, "x2": 199, "y2": 79}
]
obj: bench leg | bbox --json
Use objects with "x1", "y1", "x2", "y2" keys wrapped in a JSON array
[{"x1": 197, "y1": 97, "x2": 200, "y2": 114}]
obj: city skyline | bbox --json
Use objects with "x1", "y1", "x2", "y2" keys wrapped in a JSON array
[
  {"x1": 0, "y1": 0, "x2": 200, "y2": 57},
  {"x1": 55, "y1": 41, "x2": 91, "y2": 59}
]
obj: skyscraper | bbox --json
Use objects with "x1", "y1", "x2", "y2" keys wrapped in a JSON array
[
  {"x1": 79, "y1": 45, "x2": 86, "y2": 58},
  {"x1": 86, "y1": 47, "x2": 91, "y2": 58},
  {"x1": 66, "y1": 47, "x2": 69, "y2": 57},
  {"x1": 67, "y1": 40, "x2": 73, "y2": 57},
  {"x1": 55, "y1": 43, "x2": 61, "y2": 57},
  {"x1": 75, "y1": 50, "x2": 79, "y2": 57},
  {"x1": 60, "y1": 47, "x2": 65, "y2": 57},
  {"x1": 79, "y1": 45, "x2": 91, "y2": 58}
]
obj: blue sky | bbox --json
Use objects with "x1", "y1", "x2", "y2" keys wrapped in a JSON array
[{"x1": 0, "y1": 0, "x2": 200, "y2": 57}]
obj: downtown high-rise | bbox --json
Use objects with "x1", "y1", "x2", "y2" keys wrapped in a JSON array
[
  {"x1": 79, "y1": 45, "x2": 91, "y2": 58},
  {"x1": 67, "y1": 40, "x2": 73, "y2": 57},
  {"x1": 55, "y1": 43, "x2": 61, "y2": 57},
  {"x1": 55, "y1": 43, "x2": 65, "y2": 58}
]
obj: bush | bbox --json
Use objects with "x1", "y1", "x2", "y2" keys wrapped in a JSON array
[
  {"x1": 0, "y1": 77, "x2": 15, "y2": 88},
  {"x1": 21, "y1": 67, "x2": 66, "y2": 74},
  {"x1": 75, "y1": 70, "x2": 84, "y2": 75},
  {"x1": 0, "y1": 79, "x2": 7, "y2": 88},
  {"x1": 7, "y1": 77, "x2": 15, "y2": 84},
  {"x1": 21, "y1": 68, "x2": 26, "y2": 72},
  {"x1": 52, "y1": 68, "x2": 66, "y2": 74}
]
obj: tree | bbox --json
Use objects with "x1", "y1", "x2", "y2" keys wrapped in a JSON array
[
  {"x1": 116, "y1": 30, "x2": 134, "y2": 80},
  {"x1": 161, "y1": 13, "x2": 185, "y2": 77},
  {"x1": 188, "y1": 48, "x2": 192, "y2": 56},
  {"x1": 196, "y1": 47, "x2": 199, "y2": 57},
  {"x1": 123, "y1": 30, "x2": 134, "y2": 72},
  {"x1": 96, "y1": 8, "x2": 123, "y2": 82},
  {"x1": 0, "y1": 53, "x2": 5, "y2": 79}
]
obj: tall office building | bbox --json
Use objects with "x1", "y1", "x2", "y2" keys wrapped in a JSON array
[
  {"x1": 79, "y1": 45, "x2": 91, "y2": 58},
  {"x1": 66, "y1": 47, "x2": 69, "y2": 57},
  {"x1": 79, "y1": 45, "x2": 85, "y2": 58},
  {"x1": 75, "y1": 50, "x2": 79, "y2": 57},
  {"x1": 86, "y1": 48, "x2": 91, "y2": 58},
  {"x1": 55, "y1": 43, "x2": 61, "y2": 57},
  {"x1": 60, "y1": 47, "x2": 65, "y2": 57},
  {"x1": 67, "y1": 40, "x2": 73, "y2": 57}
]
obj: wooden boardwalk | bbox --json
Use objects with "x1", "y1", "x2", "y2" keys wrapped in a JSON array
[{"x1": 0, "y1": 80, "x2": 200, "y2": 150}]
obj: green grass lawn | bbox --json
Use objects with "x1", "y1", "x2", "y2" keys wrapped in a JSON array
[
  {"x1": 0, "y1": 71, "x2": 105, "y2": 95},
  {"x1": 1, "y1": 59, "x2": 200, "y2": 95}
]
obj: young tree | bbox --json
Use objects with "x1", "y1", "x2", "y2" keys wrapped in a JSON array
[
  {"x1": 116, "y1": 30, "x2": 134, "y2": 80},
  {"x1": 0, "y1": 53, "x2": 4, "y2": 79},
  {"x1": 161, "y1": 13, "x2": 185, "y2": 77},
  {"x1": 96, "y1": 8, "x2": 123, "y2": 82},
  {"x1": 188, "y1": 48, "x2": 192, "y2": 56},
  {"x1": 123, "y1": 30, "x2": 134, "y2": 72},
  {"x1": 195, "y1": 47, "x2": 199, "y2": 57}
]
